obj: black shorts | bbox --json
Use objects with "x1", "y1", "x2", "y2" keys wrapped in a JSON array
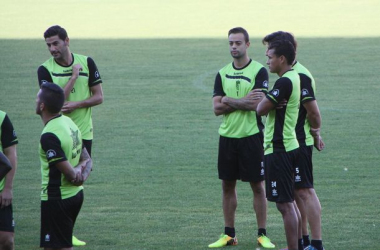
[
  {"x1": 0, "y1": 204, "x2": 14, "y2": 232},
  {"x1": 264, "y1": 149, "x2": 299, "y2": 203},
  {"x1": 295, "y1": 145, "x2": 314, "y2": 189},
  {"x1": 82, "y1": 139, "x2": 92, "y2": 157},
  {"x1": 218, "y1": 133, "x2": 264, "y2": 183},
  {"x1": 40, "y1": 190, "x2": 84, "y2": 248}
]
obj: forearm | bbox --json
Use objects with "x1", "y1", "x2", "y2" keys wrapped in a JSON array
[
  {"x1": 308, "y1": 113, "x2": 321, "y2": 130},
  {"x1": 63, "y1": 77, "x2": 77, "y2": 100},
  {"x1": 81, "y1": 159, "x2": 92, "y2": 181},
  {"x1": 213, "y1": 102, "x2": 235, "y2": 116},
  {"x1": 79, "y1": 147, "x2": 92, "y2": 181},
  {"x1": 76, "y1": 93, "x2": 103, "y2": 109},
  {"x1": 222, "y1": 96, "x2": 256, "y2": 111}
]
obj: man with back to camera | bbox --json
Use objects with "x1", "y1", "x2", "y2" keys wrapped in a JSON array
[
  {"x1": 0, "y1": 110, "x2": 18, "y2": 250},
  {"x1": 262, "y1": 31, "x2": 325, "y2": 250},
  {"x1": 37, "y1": 25, "x2": 103, "y2": 246},
  {"x1": 37, "y1": 82, "x2": 92, "y2": 250},
  {"x1": 254, "y1": 39, "x2": 300, "y2": 250},
  {"x1": 209, "y1": 27, "x2": 275, "y2": 249}
]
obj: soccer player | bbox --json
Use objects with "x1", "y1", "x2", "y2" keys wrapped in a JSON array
[
  {"x1": 37, "y1": 25, "x2": 103, "y2": 157},
  {"x1": 255, "y1": 39, "x2": 300, "y2": 250},
  {"x1": 36, "y1": 82, "x2": 92, "y2": 250},
  {"x1": 37, "y1": 25, "x2": 103, "y2": 246},
  {"x1": 262, "y1": 31, "x2": 325, "y2": 250},
  {"x1": 0, "y1": 110, "x2": 18, "y2": 250},
  {"x1": 209, "y1": 27, "x2": 275, "y2": 249}
]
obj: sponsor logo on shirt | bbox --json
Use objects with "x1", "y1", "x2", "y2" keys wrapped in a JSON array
[{"x1": 302, "y1": 89, "x2": 309, "y2": 96}]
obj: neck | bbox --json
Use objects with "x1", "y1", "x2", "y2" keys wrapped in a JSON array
[
  {"x1": 278, "y1": 65, "x2": 292, "y2": 77},
  {"x1": 41, "y1": 112, "x2": 60, "y2": 125},
  {"x1": 233, "y1": 55, "x2": 250, "y2": 69},
  {"x1": 56, "y1": 50, "x2": 72, "y2": 66}
]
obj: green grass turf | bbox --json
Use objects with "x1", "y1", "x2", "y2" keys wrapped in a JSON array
[{"x1": 0, "y1": 38, "x2": 379, "y2": 249}]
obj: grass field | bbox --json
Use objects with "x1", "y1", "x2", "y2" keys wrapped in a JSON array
[{"x1": 0, "y1": 37, "x2": 379, "y2": 249}]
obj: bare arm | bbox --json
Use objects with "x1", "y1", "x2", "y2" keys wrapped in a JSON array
[
  {"x1": 256, "y1": 97, "x2": 276, "y2": 116},
  {"x1": 63, "y1": 64, "x2": 83, "y2": 100},
  {"x1": 303, "y1": 100, "x2": 321, "y2": 129},
  {"x1": 79, "y1": 147, "x2": 92, "y2": 182},
  {"x1": 0, "y1": 145, "x2": 17, "y2": 208},
  {"x1": 55, "y1": 160, "x2": 82, "y2": 183},
  {"x1": 221, "y1": 89, "x2": 265, "y2": 111},
  {"x1": 213, "y1": 96, "x2": 236, "y2": 116},
  {"x1": 62, "y1": 84, "x2": 104, "y2": 113},
  {"x1": 303, "y1": 100, "x2": 325, "y2": 151}
]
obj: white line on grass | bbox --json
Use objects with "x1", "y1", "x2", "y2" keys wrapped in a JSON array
[{"x1": 192, "y1": 70, "x2": 218, "y2": 93}]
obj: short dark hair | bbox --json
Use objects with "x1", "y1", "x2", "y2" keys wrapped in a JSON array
[
  {"x1": 262, "y1": 31, "x2": 297, "y2": 51},
  {"x1": 268, "y1": 40, "x2": 296, "y2": 65},
  {"x1": 228, "y1": 27, "x2": 249, "y2": 43},
  {"x1": 40, "y1": 82, "x2": 65, "y2": 113},
  {"x1": 44, "y1": 25, "x2": 68, "y2": 40}
]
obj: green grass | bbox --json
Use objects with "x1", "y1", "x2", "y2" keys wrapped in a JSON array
[{"x1": 0, "y1": 38, "x2": 379, "y2": 249}]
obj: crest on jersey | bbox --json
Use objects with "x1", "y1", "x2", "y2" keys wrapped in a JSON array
[
  {"x1": 272, "y1": 89, "x2": 280, "y2": 97},
  {"x1": 263, "y1": 80, "x2": 268, "y2": 88},
  {"x1": 46, "y1": 149, "x2": 56, "y2": 160}
]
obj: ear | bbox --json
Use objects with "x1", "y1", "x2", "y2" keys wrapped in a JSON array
[
  {"x1": 279, "y1": 55, "x2": 286, "y2": 65},
  {"x1": 65, "y1": 37, "x2": 70, "y2": 47},
  {"x1": 246, "y1": 41, "x2": 250, "y2": 48},
  {"x1": 40, "y1": 102, "x2": 45, "y2": 112}
]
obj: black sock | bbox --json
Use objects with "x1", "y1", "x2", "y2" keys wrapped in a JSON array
[
  {"x1": 303, "y1": 235, "x2": 310, "y2": 246},
  {"x1": 224, "y1": 227, "x2": 235, "y2": 238},
  {"x1": 298, "y1": 238, "x2": 304, "y2": 250},
  {"x1": 258, "y1": 228, "x2": 267, "y2": 236},
  {"x1": 311, "y1": 240, "x2": 323, "y2": 250}
]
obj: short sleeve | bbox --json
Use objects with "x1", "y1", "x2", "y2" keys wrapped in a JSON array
[
  {"x1": 87, "y1": 57, "x2": 103, "y2": 87},
  {"x1": 253, "y1": 67, "x2": 269, "y2": 93},
  {"x1": 1, "y1": 114, "x2": 18, "y2": 149},
  {"x1": 299, "y1": 73, "x2": 316, "y2": 104},
  {"x1": 40, "y1": 133, "x2": 67, "y2": 167},
  {"x1": 213, "y1": 73, "x2": 225, "y2": 97},
  {"x1": 266, "y1": 77, "x2": 293, "y2": 105},
  {"x1": 37, "y1": 66, "x2": 53, "y2": 86}
]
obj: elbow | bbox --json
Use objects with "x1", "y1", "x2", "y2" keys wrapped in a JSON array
[
  {"x1": 97, "y1": 95, "x2": 104, "y2": 105},
  {"x1": 256, "y1": 106, "x2": 265, "y2": 116},
  {"x1": 214, "y1": 110, "x2": 222, "y2": 116}
]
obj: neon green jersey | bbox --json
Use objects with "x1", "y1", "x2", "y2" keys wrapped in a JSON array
[
  {"x1": 293, "y1": 61, "x2": 316, "y2": 146},
  {"x1": 0, "y1": 110, "x2": 18, "y2": 192},
  {"x1": 213, "y1": 60, "x2": 268, "y2": 138},
  {"x1": 264, "y1": 69, "x2": 300, "y2": 155},
  {"x1": 38, "y1": 53, "x2": 103, "y2": 140},
  {"x1": 39, "y1": 115, "x2": 83, "y2": 201}
]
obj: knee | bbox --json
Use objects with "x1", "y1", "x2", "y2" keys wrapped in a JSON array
[
  {"x1": 296, "y1": 188, "x2": 312, "y2": 201},
  {"x1": 276, "y1": 202, "x2": 293, "y2": 215},
  {"x1": 0, "y1": 237, "x2": 14, "y2": 250},
  {"x1": 250, "y1": 181, "x2": 265, "y2": 195},
  {"x1": 222, "y1": 180, "x2": 236, "y2": 193}
]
